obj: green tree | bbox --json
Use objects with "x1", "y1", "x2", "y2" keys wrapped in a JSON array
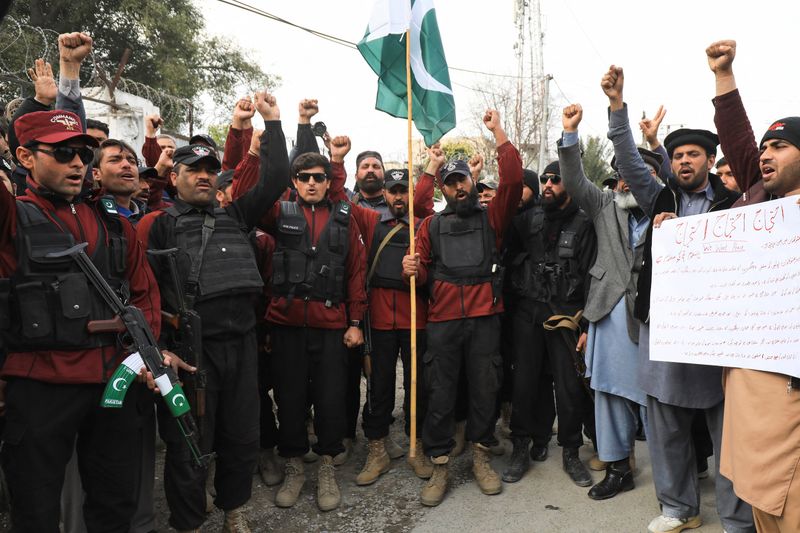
[
  {"x1": 440, "y1": 138, "x2": 474, "y2": 162},
  {"x1": 581, "y1": 135, "x2": 614, "y2": 187},
  {"x1": 3, "y1": 1, "x2": 278, "y2": 128}
]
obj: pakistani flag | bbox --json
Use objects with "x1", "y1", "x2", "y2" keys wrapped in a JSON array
[{"x1": 357, "y1": 0, "x2": 456, "y2": 146}]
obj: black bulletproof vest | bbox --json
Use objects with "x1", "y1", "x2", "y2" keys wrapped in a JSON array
[
  {"x1": 367, "y1": 217, "x2": 419, "y2": 291},
  {"x1": 429, "y1": 208, "x2": 496, "y2": 286},
  {"x1": 271, "y1": 200, "x2": 351, "y2": 306},
  {"x1": 165, "y1": 206, "x2": 263, "y2": 303},
  {"x1": 0, "y1": 199, "x2": 127, "y2": 351},
  {"x1": 514, "y1": 205, "x2": 587, "y2": 305}
]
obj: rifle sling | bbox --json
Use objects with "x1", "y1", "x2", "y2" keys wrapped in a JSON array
[{"x1": 184, "y1": 214, "x2": 216, "y2": 309}]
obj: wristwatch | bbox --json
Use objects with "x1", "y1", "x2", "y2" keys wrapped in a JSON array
[{"x1": 349, "y1": 320, "x2": 361, "y2": 328}]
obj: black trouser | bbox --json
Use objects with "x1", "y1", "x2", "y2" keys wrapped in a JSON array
[
  {"x1": 361, "y1": 328, "x2": 427, "y2": 440},
  {"x1": 271, "y1": 325, "x2": 347, "y2": 458},
  {"x1": 345, "y1": 346, "x2": 362, "y2": 439},
  {"x1": 423, "y1": 315, "x2": 502, "y2": 458},
  {"x1": 1, "y1": 378, "x2": 146, "y2": 533},
  {"x1": 257, "y1": 347, "x2": 278, "y2": 450},
  {"x1": 159, "y1": 331, "x2": 260, "y2": 531},
  {"x1": 532, "y1": 365, "x2": 557, "y2": 448},
  {"x1": 510, "y1": 299, "x2": 595, "y2": 449}
]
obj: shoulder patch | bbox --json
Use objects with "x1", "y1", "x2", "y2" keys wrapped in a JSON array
[
  {"x1": 338, "y1": 202, "x2": 351, "y2": 216},
  {"x1": 100, "y1": 196, "x2": 119, "y2": 215}
]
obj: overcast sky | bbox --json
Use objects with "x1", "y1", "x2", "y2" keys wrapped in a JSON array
[{"x1": 198, "y1": 0, "x2": 800, "y2": 177}]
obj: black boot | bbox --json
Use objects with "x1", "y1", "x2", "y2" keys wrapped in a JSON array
[
  {"x1": 588, "y1": 458, "x2": 634, "y2": 500},
  {"x1": 530, "y1": 443, "x2": 548, "y2": 462},
  {"x1": 501, "y1": 437, "x2": 531, "y2": 483},
  {"x1": 562, "y1": 447, "x2": 592, "y2": 487}
]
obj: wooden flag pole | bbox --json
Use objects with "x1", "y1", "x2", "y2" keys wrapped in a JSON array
[{"x1": 406, "y1": 27, "x2": 418, "y2": 459}]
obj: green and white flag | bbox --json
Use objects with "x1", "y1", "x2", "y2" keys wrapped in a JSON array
[
  {"x1": 101, "y1": 352, "x2": 144, "y2": 408},
  {"x1": 357, "y1": 0, "x2": 456, "y2": 146}
]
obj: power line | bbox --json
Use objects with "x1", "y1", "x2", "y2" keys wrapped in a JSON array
[{"x1": 215, "y1": 0, "x2": 540, "y2": 81}]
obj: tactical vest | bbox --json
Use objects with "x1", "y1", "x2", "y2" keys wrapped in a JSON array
[
  {"x1": 515, "y1": 206, "x2": 588, "y2": 305},
  {"x1": 367, "y1": 217, "x2": 419, "y2": 291},
  {"x1": 0, "y1": 198, "x2": 127, "y2": 351},
  {"x1": 271, "y1": 200, "x2": 351, "y2": 306},
  {"x1": 164, "y1": 206, "x2": 264, "y2": 305},
  {"x1": 429, "y1": 208, "x2": 498, "y2": 287}
]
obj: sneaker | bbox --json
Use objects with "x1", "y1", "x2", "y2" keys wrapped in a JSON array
[
  {"x1": 647, "y1": 514, "x2": 702, "y2": 533},
  {"x1": 356, "y1": 439, "x2": 391, "y2": 486},
  {"x1": 316, "y1": 455, "x2": 341, "y2": 511}
]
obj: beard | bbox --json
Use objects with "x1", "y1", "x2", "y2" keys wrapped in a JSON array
[
  {"x1": 388, "y1": 199, "x2": 408, "y2": 218},
  {"x1": 445, "y1": 187, "x2": 479, "y2": 217},
  {"x1": 541, "y1": 189, "x2": 568, "y2": 211},
  {"x1": 614, "y1": 190, "x2": 639, "y2": 210},
  {"x1": 358, "y1": 171, "x2": 384, "y2": 195}
]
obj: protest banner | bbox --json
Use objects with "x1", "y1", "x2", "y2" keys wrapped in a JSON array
[{"x1": 650, "y1": 197, "x2": 800, "y2": 378}]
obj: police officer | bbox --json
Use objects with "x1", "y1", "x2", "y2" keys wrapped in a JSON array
[
  {"x1": 0, "y1": 109, "x2": 160, "y2": 532},
  {"x1": 325, "y1": 136, "x2": 440, "y2": 485},
  {"x1": 503, "y1": 160, "x2": 598, "y2": 488},
  {"x1": 136, "y1": 91, "x2": 288, "y2": 533},
  {"x1": 402, "y1": 109, "x2": 522, "y2": 506},
  {"x1": 260, "y1": 143, "x2": 368, "y2": 513}
]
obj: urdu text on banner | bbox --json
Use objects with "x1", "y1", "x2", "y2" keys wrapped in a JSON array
[{"x1": 650, "y1": 196, "x2": 800, "y2": 378}]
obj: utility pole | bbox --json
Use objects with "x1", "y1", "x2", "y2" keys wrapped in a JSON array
[{"x1": 537, "y1": 74, "x2": 551, "y2": 174}]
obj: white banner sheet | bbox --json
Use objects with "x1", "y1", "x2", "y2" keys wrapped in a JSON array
[{"x1": 650, "y1": 197, "x2": 800, "y2": 378}]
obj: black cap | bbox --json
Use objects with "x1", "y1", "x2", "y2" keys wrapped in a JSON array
[
  {"x1": 384, "y1": 168, "x2": 409, "y2": 189},
  {"x1": 760, "y1": 117, "x2": 800, "y2": 150},
  {"x1": 611, "y1": 147, "x2": 664, "y2": 173},
  {"x1": 602, "y1": 176, "x2": 618, "y2": 189},
  {"x1": 173, "y1": 144, "x2": 221, "y2": 170},
  {"x1": 189, "y1": 133, "x2": 218, "y2": 150},
  {"x1": 664, "y1": 128, "x2": 719, "y2": 158},
  {"x1": 356, "y1": 150, "x2": 383, "y2": 168},
  {"x1": 217, "y1": 169, "x2": 235, "y2": 190},
  {"x1": 542, "y1": 161, "x2": 560, "y2": 177},
  {"x1": 522, "y1": 168, "x2": 538, "y2": 191},
  {"x1": 137, "y1": 165, "x2": 158, "y2": 179},
  {"x1": 441, "y1": 159, "x2": 471, "y2": 183}
]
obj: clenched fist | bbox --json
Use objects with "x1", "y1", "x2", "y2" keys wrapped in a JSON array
[
  {"x1": 706, "y1": 40, "x2": 736, "y2": 74},
  {"x1": 329, "y1": 135, "x2": 351, "y2": 163},
  {"x1": 562, "y1": 104, "x2": 583, "y2": 133},
  {"x1": 600, "y1": 65, "x2": 624, "y2": 109},
  {"x1": 255, "y1": 91, "x2": 280, "y2": 121}
]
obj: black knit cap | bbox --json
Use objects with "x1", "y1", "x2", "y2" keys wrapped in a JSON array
[
  {"x1": 760, "y1": 117, "x2": 800, "y2": 150},
  {"x1": 664, "y1": 128, "x2": 719, "y2": 158},
  {"x1": 542, "y1": 160, "x2": 560, "y2": 177},
  {"x1": 522, "y1": 168, "x2": 539, "y2": 190}
]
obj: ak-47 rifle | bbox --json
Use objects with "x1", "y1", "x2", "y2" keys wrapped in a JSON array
[
  {"x1": 48, "y1": 243, "x2": 213, "y2": 468},
  {"x1": 147, "y1": 248, "x2": 207, "y2": 437}
]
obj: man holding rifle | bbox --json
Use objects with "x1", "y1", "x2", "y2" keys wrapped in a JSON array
[
  {"x1": 136, "y1": 91, "x2": 289, "y2": 532},
  {"x1": 0, "y1": 108, "x2": 160, "y2": 532}
]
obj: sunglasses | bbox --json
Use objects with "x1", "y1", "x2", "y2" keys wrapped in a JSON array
[
  {"x1": 296, "y1": 172, "x2": 328, "y2": 184},
  {"x1": 31, "y1": 146, "x2": 95, "y2": 165},
  {"x1": 539, "y1": 174, "x2": 561, "y2": 185}
]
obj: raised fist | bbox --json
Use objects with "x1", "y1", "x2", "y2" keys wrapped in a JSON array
[
  {"x1": 233, "y1": 97, "x2": 256, "y2": 123},
  {"x1": 145, "y1": 115, "x2": 163, "y2": 137},
  {"x1": 298, "y1": 99, "x2": 319, "y2": 122},
  {"x1": 58, "y1": 32, "x2": 93, "y2": 64},
  {"x1": 255, "y1": 91, "x2": 279, "y2": 121},
  {"x1": 600, "y1": 65, "x2": 624, "y2": 102},
  {"x1": 249, "y1": 129, "x2": 264, "y2": 154},
  {"x1": 562, "y1": 104, "x2": 583, "y2": 133},
  {"x1": 425, "y1": 143, "x2": 446, "y2": 173},
  {"x1": 706, "y1": 40, "x2": 736, "y2": 74},
  {"x1": 483, "y1": 109, "x2": 501, "y2": 132},
  {"x1": 468, "y1": 153, "x2": 484, "y2": 179},
  {"x1": 329, "y1": 135, "x2": 351, "y2": 162}
]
